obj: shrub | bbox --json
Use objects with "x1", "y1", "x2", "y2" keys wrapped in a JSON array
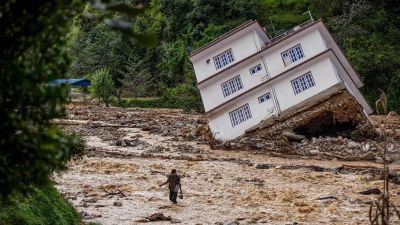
[
  {"x1": 162, "y1": 84, "x2": 204, "y2": 113},
  {"x1": 89, "y1": 68, "x2": 115, "y2": 107},
  {"x1": 0, "y1": 183, "x2": 80, "y2": 225}
]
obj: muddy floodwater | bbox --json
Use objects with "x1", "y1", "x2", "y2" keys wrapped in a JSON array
[{"x1": 55, "y1": 105, "x2": 400, "y2": 225}]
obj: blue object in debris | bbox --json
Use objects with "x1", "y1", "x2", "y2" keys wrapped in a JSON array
[{"x1": 49, "y1": 79, "x2": 91, "y2": 87}]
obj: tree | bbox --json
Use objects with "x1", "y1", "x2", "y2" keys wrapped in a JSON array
[
  {"x1": 90, "y1": 68, "x2": 116, "y2": 107},
  {"x1": 119, "y1": 55, "x2": 155, "y2": 98},
  {"x1": 0, "y1": 0, "x2": 85, "y2": 200}
]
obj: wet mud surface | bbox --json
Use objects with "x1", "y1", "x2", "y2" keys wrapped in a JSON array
[{"x1": 55, "y1": 104, "x2": 400, "y2": 225}]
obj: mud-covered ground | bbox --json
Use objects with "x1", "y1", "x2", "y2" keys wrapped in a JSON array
[{"x1": 55, "y1": 104, "x2": 400, "y2": 225}]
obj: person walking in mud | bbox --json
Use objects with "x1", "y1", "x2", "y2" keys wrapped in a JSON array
[{"x1": 159, "y1": 169, "x2": 182, "y2": 204}]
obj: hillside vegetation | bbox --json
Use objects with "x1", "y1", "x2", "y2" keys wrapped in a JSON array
[{"x1": 68, "y1": 0, "x2": 400, "y2": 112}]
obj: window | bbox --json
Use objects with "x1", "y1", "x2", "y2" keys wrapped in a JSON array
[
  {"x1": 250, "y1": 64, "x2": 262, "y2": 75},
  {"x1": 229, "y1": 104, "x2": 252, "y2": 127},
  {"x1": 281, "y1": 44, "x2": 305, "y2": 66},
  {"x1": 258, "y1": 93, "x2": 271, "y2": 103},
  {"x1": 221, "y1": 76, "x2": 243, "y2": 98},
  {"x1": 291, "y1": 72, "x2": 315, "y2": 95},
  {"x1": 214, "y1": 49, "x2": 235, "y2": 70}
]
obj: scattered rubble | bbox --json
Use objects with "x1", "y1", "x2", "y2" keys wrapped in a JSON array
[
  {"x1": 213, "y1": 90, "x2": 400, "y2": 161},
  {"x1": 145, "y1": 213, "x2": 172, "y2": 221},
  {"x1": 54, "y1": 103, "x2": 400, "y2": 225}
]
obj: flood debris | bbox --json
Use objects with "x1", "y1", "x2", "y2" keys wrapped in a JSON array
[
  {"x1": 359, "y1": 188, "x2": 382, "y2": 195},
  {"x1": 213, "y1": 90, "x2": 400, "y2": 161},
  {"x1": 145, "y1": 212, "x2": 172, "y2": 221},
  {"x1": 54, "y1": 103, "x2": 400, "y2": 225}
]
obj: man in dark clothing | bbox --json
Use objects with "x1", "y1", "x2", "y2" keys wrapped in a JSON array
[{"x1": 159, "y1": 169, "x2": 182, "y2": 204}]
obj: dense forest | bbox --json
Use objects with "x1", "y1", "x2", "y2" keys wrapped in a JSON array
[{"x1": 68, "y1": 0, "x2": 400, "y2": 112}]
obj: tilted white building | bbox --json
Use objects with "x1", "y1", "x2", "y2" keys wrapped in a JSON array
[{"x1": 189, "y1": 19, "x2": 373, "y2": 141}]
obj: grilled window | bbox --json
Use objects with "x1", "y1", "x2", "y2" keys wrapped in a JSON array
[
  {"x1": 258, "y1": 93, "x2": 271, "y2": 103},
  {"x1": 291, "y1": 72, "x2": 315, "y2": 95},
  {"x1": 281, "y1": 44, "x2": 305, "y2": 66},
  {"x1": 229, "y1": 104, "x2": 252, "y2": 127},
  {"x1": 214, "y1": 49, "x2": 235, "y2": 70},
  {"x1": 221, "y1": 76, "x2": 243, "y2": 98},
  {"x1": 250, "y1": 64, "x2": 262, "y2": 75}
]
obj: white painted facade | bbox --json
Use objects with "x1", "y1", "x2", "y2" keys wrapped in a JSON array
[{"x1": 189, "y1": 20, "x2": 373, "y2": 141}]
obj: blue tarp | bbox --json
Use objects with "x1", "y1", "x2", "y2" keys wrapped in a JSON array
[{"x1": 49, "y1": 79, "x2": 91, "y2": 87}]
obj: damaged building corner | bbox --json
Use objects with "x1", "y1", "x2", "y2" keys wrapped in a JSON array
[{"x1": 212, "y1": 88, "x2": 400, "y2": 161}]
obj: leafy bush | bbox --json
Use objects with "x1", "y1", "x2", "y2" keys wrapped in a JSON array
[
  {"x1": 0, "y1": 183, "x2": 80, "y2": 225},
  {"x1": 162, "y1": 84, "x2": 204, "y2": 112},
  {"x1": 89, "y1": 68, "x2": 116, "y2": 107}
]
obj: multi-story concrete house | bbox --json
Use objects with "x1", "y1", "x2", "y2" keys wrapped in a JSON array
[{"x1": 189, "y1": 19, "x2": 373, "y2": 141}]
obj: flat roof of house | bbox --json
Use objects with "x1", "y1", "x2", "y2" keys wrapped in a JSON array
[{"x1": 189, "y1": 20, "x2": 263, "y2": 58}]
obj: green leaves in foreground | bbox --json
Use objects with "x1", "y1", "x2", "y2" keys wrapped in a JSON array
[
  {"x1": 105, "y1": 19, "x2": 159, "y2": 48},
  {"x1": 90, "y1": 0, "x2": 159, "y2": 47}
]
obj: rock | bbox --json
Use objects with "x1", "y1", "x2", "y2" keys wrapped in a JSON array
[
  {"x1": 170, "y1": 218, "x2": 182, "y2": 223},
  {"x1": 252, "y1": 142, "x2": 265, "y2": 149},
  {"x1": 80, "y1": 211, "x2": 95, "y2": 220},
  {"x1": 359, "y1": 188, "x2": 381, "y2": 195},
  {"x1": 362, "y1": 143, "x2": 371, "y2": 152},
  {"x1": 346, "y1": 149, "x2": 353, "y2": 154},
  {"x1": 309, "y1": 149, "x2": 320, "y2": 155},
  {"x1": 360, "y1": 152, "x2": 376, "y2": 160},
  {"x1": 68, "y1": 196, "x2": 77, "y2": 200},
  {"x1": 255, "y1": 163, "x2": 271, "y2": 169},
  {"x1": 312, "y1": 166, "x2": 324, "y2": 172},
  {"x1": 347, "y1": 141, "x2": 360, "y2": 148},
  {"x1": 146, "y1": 213, "x2": 172, "y2": 221},
  {"x1": 312, "y1": 137, "x2": 317, "y2": 144},
  {"x1": 316, "y1": 195, "x2": 337, "y2": 200},
  {"x1": 113, "y1": 201, "x2": 123, "y2": 207},
  {"x1": 85, "y1": 197, "x2": 98, "y2": 203},
  {"x1": 282, "y1": 131, "x2": 306, "y2": 142},
  {"x1": 135, "y1": 218, "x2": 150, "y2": 223},
  {"x1": 223, "y1": 220, "x2": 240, "y2": 225}
]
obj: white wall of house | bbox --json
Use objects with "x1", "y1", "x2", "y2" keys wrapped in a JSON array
[
  {"x1": 192, "y1": 32, "x2": 260, "y2": 83},
  {"x1": 274, "y1": 57, "x2": 341, "y2": 111},
  {"x1": 262, "y1": 29, "x2": 327, "y2": 79},
  {"x1": 208, "y1": 56, "x2": 342, "y2": 140},
  {"x1": 192, "y1": 21, "x2": 372, "y2": 141},
  {"x1": 198, "y1": 28, "x2": 328, "y2": 112},
  {"x1": 199, "y1": 57, "x2": 268, "y2": 111},
  {"x1": 208, "y1": 86, "x2": 275, "y2": 140}
]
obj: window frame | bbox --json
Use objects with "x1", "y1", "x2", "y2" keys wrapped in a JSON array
[
  {"x1": 221, "y1": 75, "x2": 243, "y2": 98},
  {"x1": 213, "y1": 49, "x2": 235, "y2": 70},
  {"x1": 290, "y1": 71, "x2": 316, "y2": 95},
  {"x1": 258, "y1": 93, "x2": 271, "y2": 104},
  {"x1": 249, "y1": 64, "x2": 263, "y2": 75},
  {"x1": 281, "y1": 44, "x2": 305, "y2": 66},
  {"x1": 229, "y1": 104, "x2": 252, "y2": 127}
]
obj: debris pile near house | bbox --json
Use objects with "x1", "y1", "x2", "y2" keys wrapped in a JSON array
[
  {"x1": 62, "y1": 99, "x2": 399, "y2": 161},
  {"x1": 217, "y1": 90, "x2": 400, "y2": 161}
]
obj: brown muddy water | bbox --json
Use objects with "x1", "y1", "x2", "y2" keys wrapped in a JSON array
[{"x1": 54, "y1": 105, "x2": 400, "y2": 225}]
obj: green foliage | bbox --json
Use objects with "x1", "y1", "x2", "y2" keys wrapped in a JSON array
[
  {"x1": 89, "y1": 68, "x2": 116, "y2": 107},
  {"x1": 69, "y1": 0, "x2": 400, "y2": 112},
  {"x1": 162, "y1": 84, "x2": 204, "y2": 112},
  {"x1": 0, "y1": 0, "x2": 87, "y2": 200},
  {"x1": 119, "y1": 55, "x2": 155, "y2": 98},
  {"x1": 0, "y1": 184, "x2": 80, "y2": 225}
]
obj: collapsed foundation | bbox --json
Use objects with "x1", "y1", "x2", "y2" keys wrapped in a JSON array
[{"x1": 215, "y1": 89, "x2": 400, "y2": 161}]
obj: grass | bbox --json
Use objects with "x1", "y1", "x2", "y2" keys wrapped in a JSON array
[{"x1": 0, "y1": 183, "x2": 80, "y2": 225}]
